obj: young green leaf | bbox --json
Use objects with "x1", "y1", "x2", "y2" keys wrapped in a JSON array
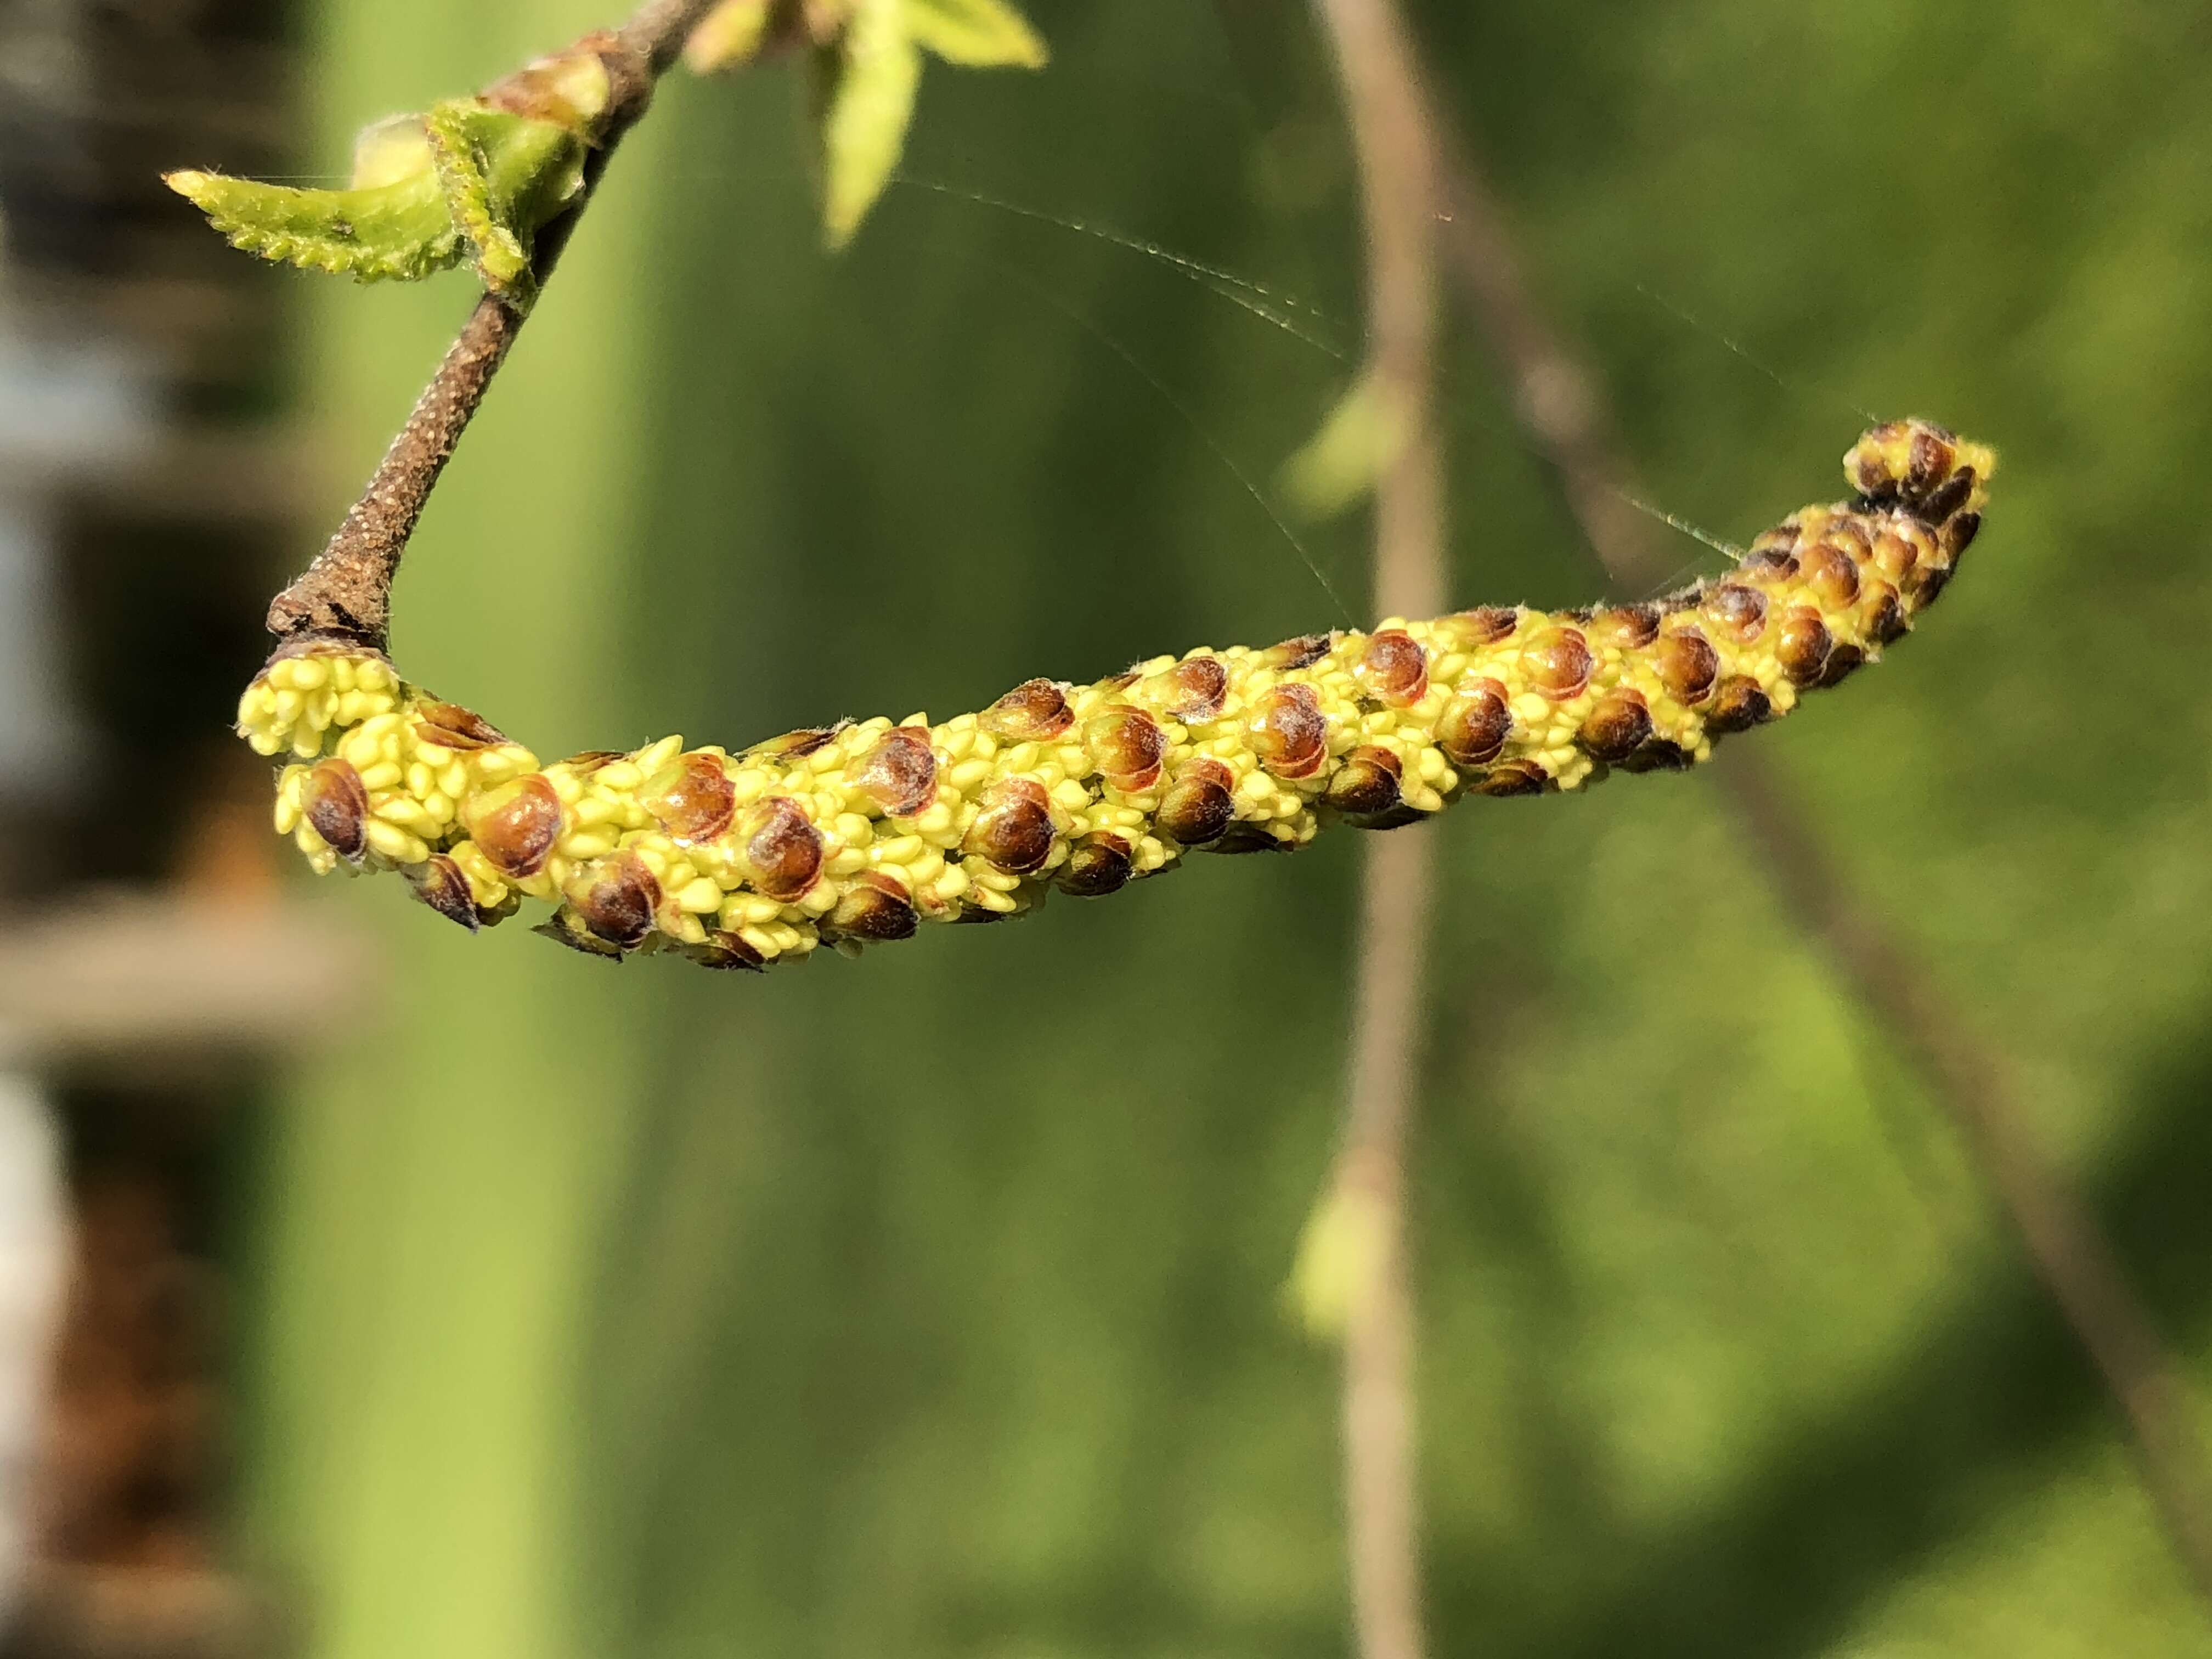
[
  {"x1": 424, "y1": 101, "x2": 591, "y2": 305},
  {"x1": 169, "y1": 84, "x2": 591, "y2": 298},
  {"x1": 165, "y1": 119, "x2": 462, "y2": 284},
  {"x1": 685, "y1": 0, "x2": 779, "y2": 70},
  {"x1": 819, "y1": 0, "x2": 923, "y2": 249},
  {"x1": 902, "y1": 0, "x2": 1047, "y2": 68},
  {"x1": 687, "y1": 0, "x2": 855, "y2": 71}
]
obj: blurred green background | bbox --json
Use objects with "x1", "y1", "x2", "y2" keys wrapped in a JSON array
[{"x1": 229, "y1": 2, "x2": 2212, "y2": 1655}]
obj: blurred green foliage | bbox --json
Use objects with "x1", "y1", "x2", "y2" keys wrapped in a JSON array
[{"x1": 231, "y1": 2, "x2": 2212, "y2": 1655}]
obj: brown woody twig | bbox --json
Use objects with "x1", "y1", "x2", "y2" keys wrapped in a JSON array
[
  {"x1": 1310, "y1": 1, "x2": 1448, "y2": 1656},
  {"x1": 264, "y1": 0, "x2": 719, "y2": 651},
  {"x1": 1434, "y1": 123, "x2": 2212, "y2": 1615}
]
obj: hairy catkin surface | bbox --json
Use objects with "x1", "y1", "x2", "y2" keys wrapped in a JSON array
[{"x1": 236, "y1": 420, "x2": 1993, "y2": 970}]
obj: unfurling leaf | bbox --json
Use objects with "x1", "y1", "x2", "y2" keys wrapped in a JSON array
[
  {"x1": 686, "y1": 0, "x2": 853, "y2": 71},
  {"x1": 166, "y1": 48, "x2": 603, "y2": 300},
  {"x1": 902, "y1": 0, "x2": 1048, "y2": 67},
  {"x1": 165, "y1": 122, "x2": 461, "y2": 284},
  {"x1": 480, "y1": 38, "x2": 616, "y2": 132},
  {"x1": 685, "y1": 0, "x2": 778, "y2": 70},
  {"x1": 425, "y1": 104, "x2": 532, "y2": 292},
  {"x1": 1280, "y1": 370, "x2": 1408, "y2": 520},
  {"x1": 819, "y1": 0, "x2": 922, "y2": 249},
  {"x1": 351, "y1": 114, "x2": 439, "y2": 190},
  {"x1": 423, "y1": 101, "x2": 591, "y2": 303}
]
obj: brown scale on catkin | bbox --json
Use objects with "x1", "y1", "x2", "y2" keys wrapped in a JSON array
[{"x1": 236, "y1": 420, "x2": 1994, "y2": 970}]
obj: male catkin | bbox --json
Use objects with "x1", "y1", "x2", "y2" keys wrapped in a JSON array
[{"x1": 236, "y1": 420, "x2": 1993, "y2": 970}]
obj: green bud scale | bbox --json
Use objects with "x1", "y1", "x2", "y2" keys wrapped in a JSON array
[{"x1": 238, "y1": 421, "x2": 1993, "y2": 971}]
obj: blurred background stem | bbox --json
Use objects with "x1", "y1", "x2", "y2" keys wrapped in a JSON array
[{"x1": 1310, "y1": 0, "x2": 1447, "y2": 1654}]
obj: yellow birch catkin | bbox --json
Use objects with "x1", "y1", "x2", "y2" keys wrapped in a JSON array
[{"x1": 237, "y1": 420, "x2": 1993, "y2": 970}]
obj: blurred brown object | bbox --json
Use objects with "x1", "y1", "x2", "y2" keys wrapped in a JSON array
[
  {"x1": 6, "y1": 1562, "x2": 279, "y2": 1659},
  {"x1": 0, "y1": 896, "x2": 378, "y2": 1074},
  {"x1": 33, "y1": 1178, "x2": 216, "y2": 1575},
  {"x1": 0, "y1": 1, "x2": 329, "y2": 1654},
  {"x1": 0, "y1": 1127, "x2": 292, "y2": 1659}
]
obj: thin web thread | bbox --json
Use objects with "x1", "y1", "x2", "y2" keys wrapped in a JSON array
[
  {"x1": 941, "y1": 242, "x2": 1358, "y2": 626},
  {"x1": 896, "y1": 173, "x2": 1355, "y2": 363},
  {"x1": 258, "y1": 160, "x2": 1827, "y2": 592},
  {"x1": 890, "y1": 173, "x2": 1784, "y2": 579},
  {"x1": 1633, "y1": 282, "x2": 1879, "y2": 425}
]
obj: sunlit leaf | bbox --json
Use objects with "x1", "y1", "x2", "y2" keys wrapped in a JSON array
[
  {"x1": 169, "y1": 99, "x2": 588, "y2": 299},
  {"x1": 819, "y1": 0, "x2": 922, "y2": 249},
  {"x1": 684, "y1": 0, "x2": 778, "y2": 71},
  {"x1": 690, "y1": 0, "x2": 1045, "y2": 247},
  {"x1": 165, "y1": 118, "x2": 461, "y2": 284},
  {"x1": 904, "y1": 0, "x2": 1048, "y2": 69}
]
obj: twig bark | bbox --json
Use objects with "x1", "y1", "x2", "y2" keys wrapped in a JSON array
[
  {"x1": 263, "y1": 0, "x2": 719, "y2": 651},
  {"x1": 1434, "y1": 129, "x2": 2212, "y2": 1614},
  {"x1": 1310, "y1": 2, "x2": 1446, "y2": 1657}
]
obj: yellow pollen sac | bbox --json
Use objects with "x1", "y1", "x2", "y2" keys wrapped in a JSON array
[{"x1": 238, "y1": 419, "x2": 1993, "y2": 970}]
